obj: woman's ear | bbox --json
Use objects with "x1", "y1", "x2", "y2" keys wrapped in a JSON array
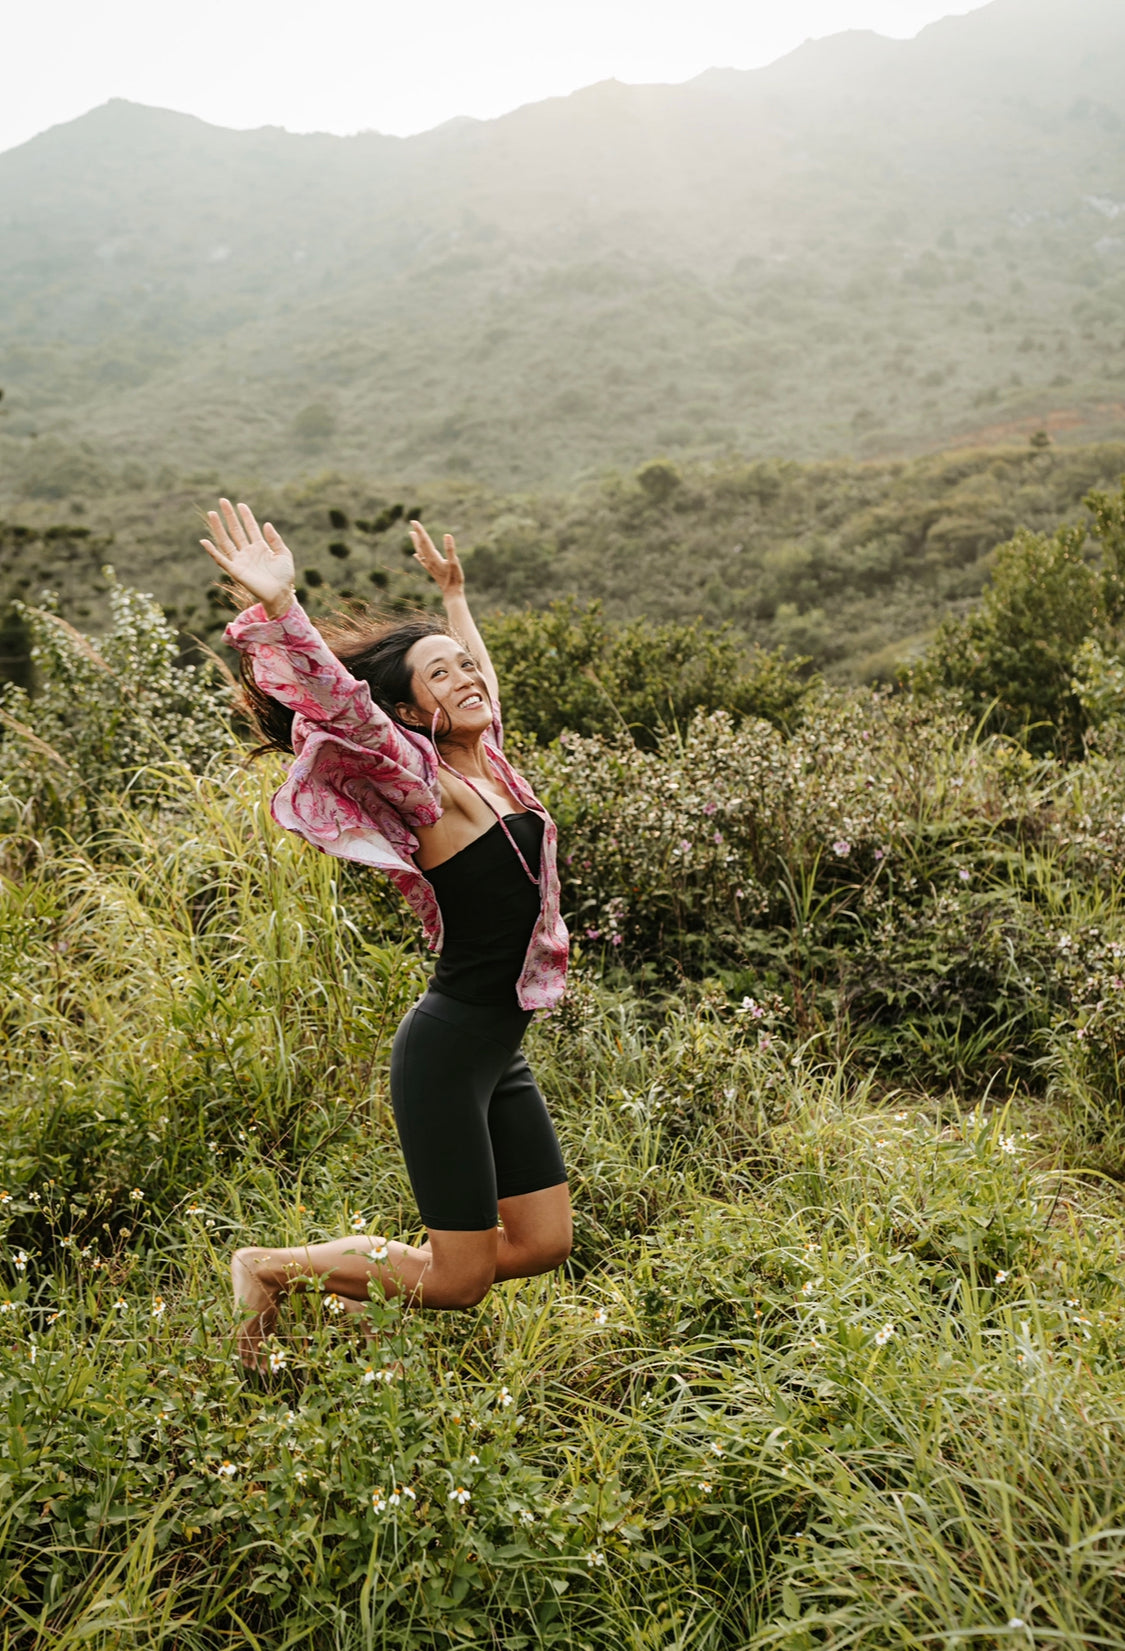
[{"x1": 396, "y1": 701, "x2": 424, "y2": 727}]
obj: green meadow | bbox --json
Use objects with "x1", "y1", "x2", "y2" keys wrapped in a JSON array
[{"x1": 1, "y1": 478, "x2": 1125, "y2": 1647}]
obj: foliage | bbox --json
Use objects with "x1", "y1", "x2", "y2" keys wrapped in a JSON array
[
  {"x1": 6, "y1": 442, "x2": 1125, "y2": 695},
  {"x1": 0, "y1": 577, "x2": 233, "y2": 836},
  {"x1": 482, "y1": 600, "x2": 811, "y2": 746},
  {"x1": 1, "y1": 581, "x2": 1125, "y2": 1642},
  {"x1": 916, "y1": 480, "x2": 1125, "y2": 754},
  {"x1": 1, "y1": 816, "x2": 1124, "y2": 1644}
]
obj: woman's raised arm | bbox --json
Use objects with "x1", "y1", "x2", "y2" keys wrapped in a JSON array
[
  {"x1": 204, "y1": 499, "x2": 418, "y2": 764},
  {"x1": 201, "y1": 498, "x2": 295, "y2": 618},
  {"x1": 409, "y1": 522, "x2": 501, "y2": 710}
]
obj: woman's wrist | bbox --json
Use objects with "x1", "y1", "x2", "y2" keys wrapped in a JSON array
[{"x1": 262, "y1": 585, "x2": 296, "y2": 620}]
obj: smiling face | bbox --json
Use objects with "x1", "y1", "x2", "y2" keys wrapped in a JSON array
[{"x1": 400, "y1": 634, "x2": 492, "y2": 738}]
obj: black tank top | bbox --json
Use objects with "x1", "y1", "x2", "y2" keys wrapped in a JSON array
[{"x1": 425, "y1": 812, "x2": 545, "y2": 1006}]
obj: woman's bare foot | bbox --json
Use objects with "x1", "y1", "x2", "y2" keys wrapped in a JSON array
[{"x1": 231, "y1": 1247, "x2": 281, "y2": 1370}]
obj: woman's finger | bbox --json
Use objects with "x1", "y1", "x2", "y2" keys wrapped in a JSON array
[
  {"x1": 220, "y1": 496, "x2": 249, "y2": 550},
  {"x1": 263, "y1": 522, "x2": 289, "y2": 556},
  {"x1": 237, "y1": 501, "x2": 263, "y2": 546},
  {"x1": 410, "y1": 520, "x2": 440, "y2": 558},
  {"x1": 200, "y1": 537, "x2": 234, "y2": 573},
  {"x1": 206, "y1": 509, "x2": 239, "y2": 560}
]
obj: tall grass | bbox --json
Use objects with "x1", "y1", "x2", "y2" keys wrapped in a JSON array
[
  {"x1": 0, "y1": 764, "x2": 1123, "y2": 1648},
  {"x1": 1, "y1": 587, "x2": 1124, "y2": 1646}
]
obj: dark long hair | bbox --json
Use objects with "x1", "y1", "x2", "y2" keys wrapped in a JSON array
[{"x1": 239, "y1": 608, "x2": 448, "y2": 757}]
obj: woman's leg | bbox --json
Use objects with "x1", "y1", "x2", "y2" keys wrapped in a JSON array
[
  {"x1": 488, "y1": 1049, "x2": 572, "y2": 1278},
  {"x1": 494, "y1": 1183, "x2": 573, "y2": 1281},
  {"x1": 232, "y1": 1226, "x2": 499, "y2": 1366}
]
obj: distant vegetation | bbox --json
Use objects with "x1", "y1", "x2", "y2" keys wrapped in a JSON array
[{"x1": 2, "y1": 439, "x2": 1124, "y2": 692}]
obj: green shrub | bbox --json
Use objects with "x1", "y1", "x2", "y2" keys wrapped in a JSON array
[
  {"x1": 482, "y1": 599, "x2": 811, "y2": 746},
  {"x1": 917, "y1": 480, "x2": 1125, "y2": 754}
]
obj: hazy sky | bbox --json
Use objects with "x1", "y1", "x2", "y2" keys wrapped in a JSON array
[{"x1": 4, "y1": 0, "x2": 993, "y2": 156}]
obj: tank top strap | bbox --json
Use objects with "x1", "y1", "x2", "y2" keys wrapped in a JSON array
[{"x1": 431, "y1": 715, "x2": 540, "y2": 887}]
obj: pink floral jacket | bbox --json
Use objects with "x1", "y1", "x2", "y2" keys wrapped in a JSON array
[{"x1": 225, "y1": 599, "x2": 569, "y2": 1009}]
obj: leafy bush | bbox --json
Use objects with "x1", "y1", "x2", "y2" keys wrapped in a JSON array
[
  {"x1": 481, "y1": 599, "x2": 811, "y2": 746},
  {"x1": 917, "y1": 480, "x2": 1125, "y2": 754},
  {"x1": 0, "y1": 577, "x2": 233, "y2": 836},
  {"x1": 1, "y1": 581, "x2": 1125, "y2": 1641}
]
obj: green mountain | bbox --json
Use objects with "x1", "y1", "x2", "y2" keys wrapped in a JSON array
[{"x1": 2, "y1": 0, "x2": 1125, "y2": 497}]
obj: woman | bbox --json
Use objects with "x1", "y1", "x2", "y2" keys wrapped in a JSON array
[{"x1": 201, "y1": 498, "x2": 572, "y2": 1368}]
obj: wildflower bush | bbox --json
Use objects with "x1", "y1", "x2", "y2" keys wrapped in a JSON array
[
  {"x1": 0, "y1": 581, "x2": 1124, "y2": 1646},
  {"x1": 0, "y1": 574, "x2": 232, "y2": 837}
]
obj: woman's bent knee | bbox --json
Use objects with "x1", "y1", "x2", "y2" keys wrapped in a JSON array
[{"x1": 446, "y1": 1273, "x2": 493, "y2": 1308}]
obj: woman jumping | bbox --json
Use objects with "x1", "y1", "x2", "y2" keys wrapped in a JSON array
[{"x1": 201, "y1": 498, "x2": 572, "y2": 1368}]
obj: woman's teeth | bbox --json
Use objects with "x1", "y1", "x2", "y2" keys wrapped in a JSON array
[{"x1": 459, "y1": 694, "x2": 483, "y2": 708}]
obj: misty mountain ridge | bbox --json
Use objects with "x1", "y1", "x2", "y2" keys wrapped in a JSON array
[{"x1": 2, "y1": 0, "x2": 1125, "y2": 495}]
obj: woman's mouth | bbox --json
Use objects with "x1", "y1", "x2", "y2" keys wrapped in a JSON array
[{"x1": 458, "y1": 693, "x2": 484, "y2": 709}]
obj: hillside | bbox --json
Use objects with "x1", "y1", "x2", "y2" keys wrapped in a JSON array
[
  {"x1": 3, "y1": 438, "x2": 1123, "y2": 683},
  {"x1": 2, "y1": 0, "x2": 1125, "y2": 494}
]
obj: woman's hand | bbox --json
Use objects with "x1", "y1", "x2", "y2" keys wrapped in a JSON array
[
  {"x1": 201, "y1": 498, "x2": 296, "y2": 618},
  {"x1": 410, "y1": 520, "x2": 464, "y2": 598}
]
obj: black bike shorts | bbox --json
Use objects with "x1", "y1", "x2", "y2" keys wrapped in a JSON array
[{"x1": 389, "y1": 990, "x2": 568, "y2": 1231}]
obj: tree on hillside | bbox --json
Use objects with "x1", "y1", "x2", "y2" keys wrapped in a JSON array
[{"x1": 916, "y1": 482, "x2": 1125, "y2": 755}]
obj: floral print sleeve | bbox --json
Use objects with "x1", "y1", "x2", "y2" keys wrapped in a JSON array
[{"x1": 225, "y1": 599, "x2": 430, "y2": 779}]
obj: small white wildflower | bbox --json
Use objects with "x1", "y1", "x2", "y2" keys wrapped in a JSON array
[
  {"x1": 0, "y1": 1301, "x2": 15, "y2": 1314},
  {"x1": 368, "y1": 1236, "x2": 390, "y2": 1262},
  {"x1": 295, "y1": 1468, "x2": 307, "y2": 1485},
  {"x1": 1008, "y1": 1620, "x2": 1026, "y2": 1631},
  {"x1": 28, "y1": 1340, "x2": 37, "y2": 1365},
  {"x1": 995, "y1": 1270, "x2": 1009, "y2": 1284},
  {"x1": 698, "y1": 1480, "x2": 713, "y2": 1493},
  {"x1": 130, "y1": 1188, "x2": 145, "y2": 1202},
  {"x1": 350, "y1": 1213, "x2": 367, "y2": 1231},
  {"x1": 113, "y1": 1298, "x2": 126, "y2": 1311},
  {"x1": 388, "y1": 1485, "x2": 416, "y2": 1506},
  {"x1": 874, "y1": 1323, "x2": 894, "y2": 1347},
  {"x1": 518, "y1": 1508, "x2": 535, "y2": 1524},
  {"x1": 0, "y1": 1192, "x2": 11, "y2": 1205},
  {"x1": 498, "y1": 1384, "x2": 514, "y2": 1407},
  {"x1": 268, "y1": 1348, "x2": 286, "y2": 1373},
  {"x1": 216, "y1": 1461, "x2": 237, "y2": 1479},
  {"x1": 151, "y1": 1296, "x2": 166, "y2": 1318},
  {"x1": 185, "y1": 1204, "x2": 203, "y2": 1216},
  {"x1": 362, "y1": 1366, "x2": 377, "y2": 1384},
  {"x1": 324, "y1": 1293, "x2": 344, "y2": 1315},
  {"x1": 449, "y1": 1486, "x2": 471, "y2": 1505},
  {"x1": 13, "y1": 1252, "x2": 28, "y2": 1273},
  {"x1": 593, "y1": 1307, "x2": 608, "y2": 1326},
  {"x1": 801, "y1": 1279, "x2": 815, "y2": 1297},
  {"x1": 586, "y1": 1549, "x2": 605, "y2": 1567},
  {"x1": 709, "y1": 1440, "x2": 724, "y2": 1457},
  {"x1": 832, "y1": 839, "x2": 851, "y2": 856},
  {"x1": 370, "y1": 1491, "x2": 386, "y2": 1513},
  {"x1": 999, "y1": 1135, "x2": 1017, "y2": 1155}
]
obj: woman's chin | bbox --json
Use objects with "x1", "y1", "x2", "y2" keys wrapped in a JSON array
[{"x1": 445, "y1": 705, "x2": 493, "y2": 737}]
